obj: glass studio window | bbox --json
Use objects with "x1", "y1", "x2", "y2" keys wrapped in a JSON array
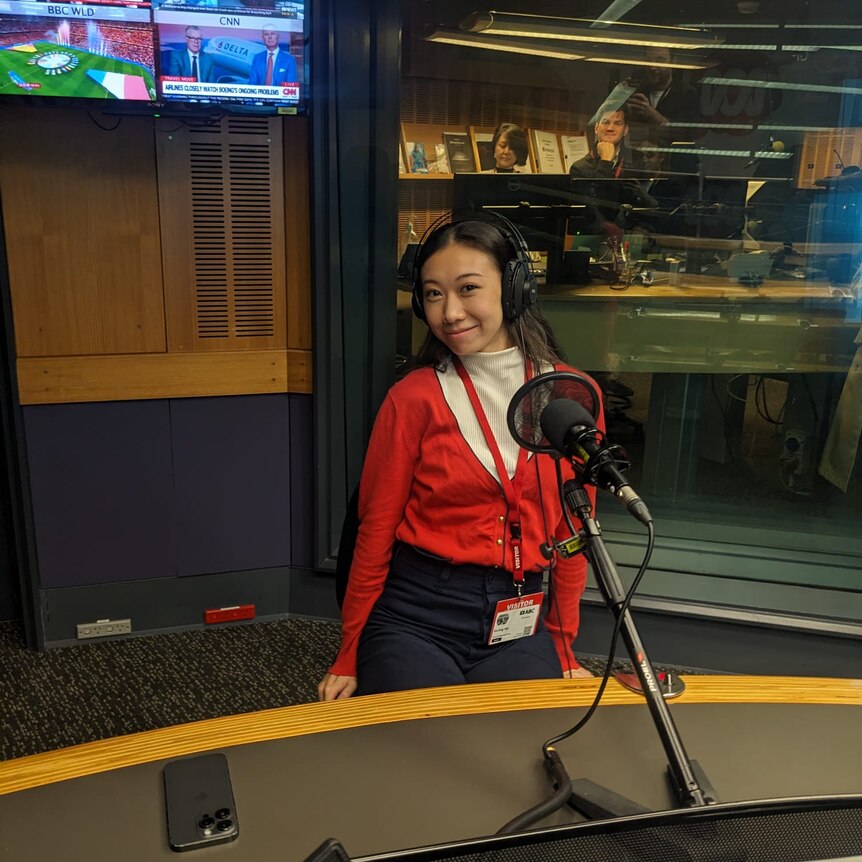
[{"x1": 398, "y1": 2, "x2": 862, "y2": 627}]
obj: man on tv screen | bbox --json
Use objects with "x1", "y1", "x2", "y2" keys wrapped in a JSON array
[
  {"x1": 167, "y1": 26, "x2": 214, "y2": 82},
  {"x1": 247, "y1": 26, "x2": 296, "y2": 85}
]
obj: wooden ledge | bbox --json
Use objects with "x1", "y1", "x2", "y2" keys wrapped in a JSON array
[
  {"x1": 17, "y1": 349, "x2": 312, "y2": 404},
  {"x1": 1, "y1": 676, "x2": 860, "y2": 796}
]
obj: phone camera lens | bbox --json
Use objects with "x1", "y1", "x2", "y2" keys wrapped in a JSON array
[
  {"x1": 199, "y1": 816, "x2": 215, "y2": 829},
  {"x1": 215, "y1": 808, "x2": 231, "y2": 819},
  {"x1": 217, "y1": 819, "x2": 233, "y2": 832}
]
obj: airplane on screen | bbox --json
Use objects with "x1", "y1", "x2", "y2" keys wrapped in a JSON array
[{"x1": 201, "y1": 36, "x2": 261, "y2": 79}]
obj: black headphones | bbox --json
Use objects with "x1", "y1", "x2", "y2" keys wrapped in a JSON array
[{"x1": 410, "y1": 210, "x2": 538, "y2": 323}]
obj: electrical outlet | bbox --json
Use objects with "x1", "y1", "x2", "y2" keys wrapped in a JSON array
[{"x1": 76, "y1": 618, "x2": 133, "y2": 640}]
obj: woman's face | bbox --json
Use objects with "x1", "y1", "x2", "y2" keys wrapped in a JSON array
[
  {"x1": 595, "y1": 111, "x2": 628, "y2": 146},
  {"x1": 420, "y1": 242, "x2": 513, "y2": 356},
  {"x1": 494, "y1": 134, "x2": 517, "y2": 169}
]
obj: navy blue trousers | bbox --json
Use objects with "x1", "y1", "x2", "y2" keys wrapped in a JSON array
[{"x1": 356, "y1": 544, "x2": 563, "y2": 695}]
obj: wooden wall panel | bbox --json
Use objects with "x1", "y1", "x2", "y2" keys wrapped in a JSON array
[
  {"x1": 284, "y1": 118, "x2": 312, "y2": 352},
  {"x1": 0, "y1": 108, "x2": 166, "y2": 357},
  {"x1": 17, "y1": 349, "x2": 312, "y2": 404},
  {"x1": 157, "y1": 115, "x2": 287, "y2": 352}
]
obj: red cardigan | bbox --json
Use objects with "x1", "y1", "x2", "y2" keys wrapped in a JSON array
[{"x1": 329, "y1": 364, "x2": 601, "y2": 678}]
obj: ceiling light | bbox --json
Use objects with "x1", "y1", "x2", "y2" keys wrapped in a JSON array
[
  {"x1": 642, "y1": 146, "x2": 792, "y2": 159},
  {"x1": 461, "y1": 11, "x2": 721, "y2": 50},
  {"x1": 425, "y1": 31, "x2": 714, "y2": 68},
  {"x1": 425, "y1": 30, "x2": 585, "y2": 59},
  {"x1": 701, "y1": 76, "x2": 862, "y2": 95},
  {"x1": 665, "y1": 121, "x2": 839, "y2": 132}
]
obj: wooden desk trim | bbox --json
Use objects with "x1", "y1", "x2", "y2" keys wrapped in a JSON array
[{"x1": 1, "y1": 676, "x2": 860, "y2": 796}]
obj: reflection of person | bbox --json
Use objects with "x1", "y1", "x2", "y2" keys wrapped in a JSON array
[
  {"x1": 570, "y1": 107, "x2": 652, "y2": 232},
  {"x1": 482, "y1": 122, "x2": 530, "y2": 173},
  {"x1": 570, "y1": 108, "x2": 629, "y2": 179},
  {"x1": 247, "y1": 27, "x2": 297, "y2": 85},
  {"x1": 625, "y1": 47, "x2": 700, "y2": 130},
  {"x1": 167, "y1": 26, "x2": 214, "y2": 82},
  {"x1": 317, "y1": 218, "x2": 601, "y2": 701},
  {"x1": 625, "y1": 46, "x2": 701, "y2": 174}
]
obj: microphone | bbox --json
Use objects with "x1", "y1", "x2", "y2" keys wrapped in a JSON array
[{"x1": 540, "y1": 399, "x2": 653, "y2": 525}]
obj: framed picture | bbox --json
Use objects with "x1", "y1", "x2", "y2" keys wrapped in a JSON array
[
  {"x1": 529, "y1": 129, "x2": 565, "y2": 173},
  {"x1": 560, "y1": 134, "x2": 589, "y2": 172}
]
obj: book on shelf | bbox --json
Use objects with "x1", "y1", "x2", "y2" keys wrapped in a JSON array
[
  {"x1": 406, "y1": 141, "x2": 428, "y2": 174},
  {"x1": 433, "y1": 143, "x2": 450, "y2": 174},
  {"x1": 560, "y1": 134, "x2": 589, "y2": 172},
  {"x1": 443, "y1": 132, "x2": 476, "y2": 173},
  {"x1": 398, "y1": 143, "x2": 406, "y2": 175},
  {"x1": 529, "y1": 129, "x2": 565, "y2": 173}
]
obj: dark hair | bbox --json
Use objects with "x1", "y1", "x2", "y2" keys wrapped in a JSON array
[
  {"x1": 412, "y1": 219, "x2": 564, "y2": 370},
  {"x1": 596, "y1": 104, "x2": 629, "y2": 124},
  {"x1": 491, "y1": 123, "x2": 529, "y2": 166}
]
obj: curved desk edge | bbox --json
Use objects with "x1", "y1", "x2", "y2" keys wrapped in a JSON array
[{"x1": 2, "y1": 675, "x2": 860, "y2": 795}]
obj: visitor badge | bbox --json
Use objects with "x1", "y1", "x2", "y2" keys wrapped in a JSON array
[{"x1": 488, "y1": 592, "x2": 544, "y2": 645}]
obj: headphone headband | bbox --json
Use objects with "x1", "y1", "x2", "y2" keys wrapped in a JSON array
[{"x1": 410, "y1": 209, "x2": 539, "y2": 323}]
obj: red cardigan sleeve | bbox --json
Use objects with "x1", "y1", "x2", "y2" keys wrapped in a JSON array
[
  {"x1": 543, "y1": 372, "x2": 604, "y2": 671},
  {"x1": 328, "y1": 389, "x2": 422, "y2": 677}
]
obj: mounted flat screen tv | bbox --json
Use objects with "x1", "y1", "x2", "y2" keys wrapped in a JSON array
[{"x1": 0, "y1": 0, "x2": 305, "y2": 112}]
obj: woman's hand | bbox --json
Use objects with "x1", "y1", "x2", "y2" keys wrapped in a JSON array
[
  {"x1": 563, "y1": 666, "x2": 594, "y2": 679},
  {"x1": 318, "y1": 673, "x2": 358, "y2": 701}
]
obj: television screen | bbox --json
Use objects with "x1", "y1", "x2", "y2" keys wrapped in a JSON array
[
  {"x1": 0, "y1": 0, "x2": 305, "y2": 110},
  {"x1": 153, "y1": 0, "x2": 303, "y2": 109},
  {"x1": 0, "y1": 1, "x2": 157, "y2": 101}
]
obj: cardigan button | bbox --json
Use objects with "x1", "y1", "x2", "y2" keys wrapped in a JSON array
[
  {"x1": 496, "y1": 538, "x2": 503, "y2": 545},
  {"x1": 498, "y1": 515, "x2": 505, "y2": 522}
]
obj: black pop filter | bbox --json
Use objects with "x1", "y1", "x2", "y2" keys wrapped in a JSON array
[{"x1": 506, "y1": 370, "x2": 601, "y2": 455}]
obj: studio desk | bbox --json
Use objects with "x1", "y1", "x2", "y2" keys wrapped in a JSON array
[
  {"x1": 1, "y1": 676, "x2": 861, "y2": 861},
  {"x1": 539, "y1": 274, "x2": 859, "y2": 376},
  {"x1": 539, "y1": 273, "x2": 861, "y2": 496}
]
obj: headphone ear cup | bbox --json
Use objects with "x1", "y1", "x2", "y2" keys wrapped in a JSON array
[
  {"x1": 502, "y1": 259, "x2": 524, "y2": 320},
  {"x1": 502, "y1": 259, "x2": 537, "y2": 320}
]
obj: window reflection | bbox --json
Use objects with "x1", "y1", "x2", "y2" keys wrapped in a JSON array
[{"x1": 397, "y1": 3, "x2": 862, "y2": 604}]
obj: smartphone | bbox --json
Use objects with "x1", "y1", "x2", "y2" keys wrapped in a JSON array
[{"x1": 163, "y1": 753, "x2": 239, "y2": 852}]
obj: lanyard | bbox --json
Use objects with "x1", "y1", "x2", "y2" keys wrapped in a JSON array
[{"x1": 452, "y1": 356, "x2": 531, "y2": 590}]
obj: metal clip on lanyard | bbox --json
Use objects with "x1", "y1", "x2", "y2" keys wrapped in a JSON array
[{"x1": 452, "y1": 357, "x2": 531, "y2": 594}]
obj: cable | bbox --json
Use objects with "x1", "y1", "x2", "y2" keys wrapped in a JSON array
[
  {"x1": 497, "y1": 517, "x2": 655, "y2": 835},
  {"x1": 86, "y1": 111, "x2": 122, "y2": 132},
  {"x1": 543, "y1": 520, "x2": 655, "y2": 755}
]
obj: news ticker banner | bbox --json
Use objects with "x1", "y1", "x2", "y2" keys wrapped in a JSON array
[{"x1": 161, "y1": 78, "x2": 298, "y2": 101}]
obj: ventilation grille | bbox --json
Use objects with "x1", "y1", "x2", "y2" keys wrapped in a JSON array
[{"x1": 187, "y1": 118, "x2": 279, "y2": 340}]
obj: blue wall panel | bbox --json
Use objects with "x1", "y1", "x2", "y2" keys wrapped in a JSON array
[
  {"x1": 288, "y1": 393, "x2": 314, "y2": 568},
  {"x1": 23, "y1": 401, "x2": 177, "y2": 588},
  {"x1": 171, "y1": 394, "x2": 292, "y2": 576}
]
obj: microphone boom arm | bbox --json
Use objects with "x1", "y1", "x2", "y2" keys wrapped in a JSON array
[{"x1": 561, "y1": 474, "x2": 717, "y2": 817}]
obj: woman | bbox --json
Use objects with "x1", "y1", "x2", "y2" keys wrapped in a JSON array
[
  {"x1": 483, "y1": 122, "x2": 531, "y2": 173},
  {"x1": 318, "y1": 218, "x2": 601, "y2": 701}
]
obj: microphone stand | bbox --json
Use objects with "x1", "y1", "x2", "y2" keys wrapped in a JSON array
[{"x1": 560, "y1": 477, "x2": 717, "y2": 819}]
